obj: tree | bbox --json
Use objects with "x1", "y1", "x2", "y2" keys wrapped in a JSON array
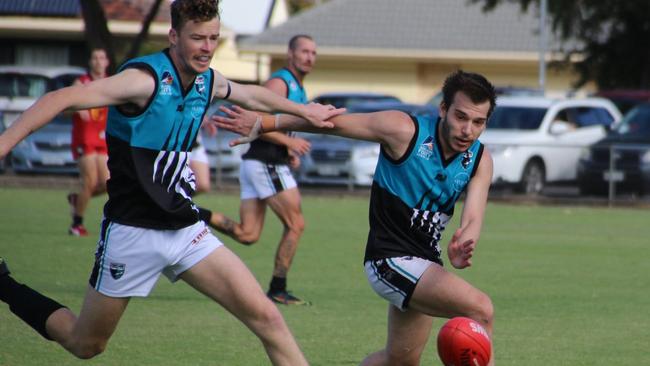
[
  {"x1": 79, "y1": 0, "x2": 165, "y2": 73},
  {"x1": 473, "y1": 0, "x2": 650, "y2": 89}
]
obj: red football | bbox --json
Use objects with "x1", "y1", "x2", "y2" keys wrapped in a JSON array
[{"x1": 437, "y1": 317, "x2": 491, "y2": 366}]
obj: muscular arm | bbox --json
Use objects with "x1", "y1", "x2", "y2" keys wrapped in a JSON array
[
  {"x1": 211, "y1": 71, "x2": 332, "y2": 128},
  {"x1": 0, "y1": 68, "x2": 155, "y2": 158},
  {"x1": 458, "y1": 149, "x2": 493, "y2": 245},
  {"x1": 279, "y1": 111, "x2": 416, "y2": 160}
]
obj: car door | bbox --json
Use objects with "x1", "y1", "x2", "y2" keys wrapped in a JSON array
[{"x1": 546, "y1": 106, "x2": 615, "y2": 180}]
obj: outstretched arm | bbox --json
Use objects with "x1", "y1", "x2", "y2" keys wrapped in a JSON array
[
  {"x1": 211, "y1": 105, "x2": 417, "y2": 161},
  {"x1": 0, "y1": 68, "x2": 155, "y2": 159},
  {"x1": 447, "y1": 149, "x2": 493, "y2": 269},
  {"x1": 211, "y1": 71, "x2": 337, "y2": 129}
]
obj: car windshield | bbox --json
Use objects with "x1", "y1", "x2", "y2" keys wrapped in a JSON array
[
  {"x1": 0, "y1": 73, "x2": 52, "y2": 98},
  {"x1": 613, "y1": 105, "x2": 650, "y2": 136},
  {"x1": 487, "y1": 106, "x2": 547, "y2": 130}
]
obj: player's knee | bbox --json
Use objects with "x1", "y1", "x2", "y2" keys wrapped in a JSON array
[
  {"x1": 285, "y1": 214, "x2": 305, "y2": 235},
  {"x1": 256, "y1": 302, "x2": 286, "y2": 330},
  {"x1": 71, "y1": 339, "x2": 107, "y2": 359},
  {"x1": 238, "y1": 230, "x2": 261, "y2": 245},
  {"x1": 385, "y1": 347, "x2": 421, "y2": 366},
  {"x1": 474, "y1": 292, "x2": 494, "y2": 327}
]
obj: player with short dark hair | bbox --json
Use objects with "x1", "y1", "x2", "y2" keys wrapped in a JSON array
[
  {"x1": 0, "y1": 0, "x2": 341, "y2": 363},
  {"x1": 202, "y1": 34, "x2": 317, "y2": 305},
  {"x1": 211, "y1": 70, "x2": 498, "y2": 365}
]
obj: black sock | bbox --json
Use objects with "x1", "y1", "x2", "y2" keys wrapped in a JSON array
[
  {"x1": 198, "y1": 207, "x2": 212, "y2": 223},
  {"x1": 73, "y1": 215, "x2": 83, "y2": 226},
  {"x1": 269, "y1": 276, "x2": 286, "y2": 293},
  {"x1": 0, "y1": 275, "x2": 66, "y2": 340}
]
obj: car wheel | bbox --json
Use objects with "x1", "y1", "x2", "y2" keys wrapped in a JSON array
[{"x1": 518, "y1": 160, "x2": 545, "y2": 195}]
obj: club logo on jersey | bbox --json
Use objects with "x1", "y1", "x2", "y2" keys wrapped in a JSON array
[
  {"x1": 109, "y1": 262, "x2": 126, "y2": 280},
  {"x1": 417, "y1": 136, "x2": 435, "y2": 160},
  {"x1": 461, "y1": 150, "x2": 473, "y2": 169},
  {"x1": 195, "y1": 75, "x2": 205, "y2": 94},
  {"x1": 289, "y1": 81, "x2": 298, "y2": 91},
  {"x1": 452, "y1": 172, "x2": 470, "y2": 192},
  {"x1": 160, "y1": 71, "x2": 174, "y2": 95}
]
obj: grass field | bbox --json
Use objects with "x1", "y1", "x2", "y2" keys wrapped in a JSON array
[{"x1": 0, "y1": 187, "x2": 649, "y2": 365}]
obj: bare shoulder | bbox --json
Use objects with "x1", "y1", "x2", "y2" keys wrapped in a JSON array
[{"x1": 264, "y1": 78, "x2": 288, "y2": 96}]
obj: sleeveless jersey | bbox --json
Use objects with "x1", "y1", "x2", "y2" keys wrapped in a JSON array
[
  {"x1": 364, "y1": 115, "x2": 484, "y2": 265},
  {"x1": 103, "y1": 49, "x2": 214, "y2": 229},
  {"x1": 71, "y1": 74, "x2": 108, "y2": 148},
  {"x1": 242, "y1": 67, "x2": 307, "y2": 164}
]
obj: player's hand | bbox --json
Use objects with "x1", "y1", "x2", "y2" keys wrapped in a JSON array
[
  {"x1": 447, "y1": 228, "x2": 475, "y2": 269},
  {"x1": 288, "y1": 154, "x2": 301, "y2": 169},
  {"x1": 210, "y1": 105, "x2": 261, "y2": 146},
  {"x1": 288, "y1": 137, "x2": 311, "y2": 156},
  {"x1": 201, "y1": 115, "x2": 218, "y2": 137},
  {"x1": 301, "y1": 102, "x2": 345, "y2": 128}
]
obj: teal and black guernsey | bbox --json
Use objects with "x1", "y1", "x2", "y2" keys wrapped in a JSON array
[
  {"x1": 104, "y1": 49, "x2": 214, "y2": 229},
  {"x1": 364, "y1": 115, "x2": 484, "y2": 265},
  {"x1": 242, "y1": 67, "x2": 307, "y2": 164}
]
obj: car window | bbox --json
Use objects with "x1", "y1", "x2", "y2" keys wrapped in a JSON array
[
  {"x1": 487, "y1": 106, "x2": 547, "y2": 130},
  {"x1": 565, "y1": 107, "x2": 615, "y2": 128},
  {"x1": 615, "y1": 105, "x2": 650, "y2": 136},
  {"x1": 0, "y1": 73, "x2": 51, "y2": 98}
]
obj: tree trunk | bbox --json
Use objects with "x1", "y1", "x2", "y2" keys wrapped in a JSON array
[
  {"x1": 125, "y1": 0, "x2": 165, "y2": 60},
  {"x1": 78, "y1": 0, "x2": 117, "y2": 73}
]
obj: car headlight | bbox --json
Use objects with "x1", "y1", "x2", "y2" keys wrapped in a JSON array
[
  {"x1": 641, "y1": 150, "x2": 650, "y2": 164},
  {"x1": 579, "y1": 147, "x2": 592, "y2": 161},
  {"x1": 486, "y1": 144, "x2": 513, "y2": 157}
]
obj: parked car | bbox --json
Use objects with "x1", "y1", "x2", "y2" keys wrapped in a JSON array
[
  {"x1": 311, "y1": 92, "x2": 400, "y2": 109},
  {"x1": 0, "y1": 65, "x2": 85, "y2": 174},
  {"x1": 593, "y1": 89, "x2": 650, "y2": 114},
  {"x1": 297, "y1": 101, "x2": 438, "y2": 186},
  {"x1": 480, "y1": 96, "x2": 622, "y2": 194},
  {"x1": 200, "y1": 100, "x2": 249, "y2": 179},
  {"x1": 577, "y1": 103, "x2": 650, "y2": 195}
]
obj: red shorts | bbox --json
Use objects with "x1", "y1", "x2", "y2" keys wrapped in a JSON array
[{"x1": 72, "y1": 142, "x2": 108, "y2": 160}]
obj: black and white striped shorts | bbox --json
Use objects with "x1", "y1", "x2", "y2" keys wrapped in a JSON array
[{"x1": 364, "y1": 256, "x2": 434, "y2": 311}]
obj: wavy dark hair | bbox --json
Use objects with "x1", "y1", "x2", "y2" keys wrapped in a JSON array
[
  {"x1": 171, "y1": 0, "x2": 220, "y2": 31},
  {"x1": 442, "y1": 70, "x2": 497, "y2": 116}
]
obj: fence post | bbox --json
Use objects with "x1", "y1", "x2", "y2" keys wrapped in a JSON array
[{"x1": 607, "y1": 144, "x2": 616, "y2": 207}]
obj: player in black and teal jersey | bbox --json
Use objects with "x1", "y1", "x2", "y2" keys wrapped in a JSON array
[
  {"x1": 205, "y1": 35, "x2": 317, "y2": 305},
  {"x1": 212, "y1": 70, "x2": 498, "y2": 366},
  {"x1": 0, "y1": 1, "x2": 342, "y2": 363}
]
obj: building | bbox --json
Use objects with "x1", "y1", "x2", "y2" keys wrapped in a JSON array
[{"x1": 239, "y1": 0, "x2": 589, "y2": 103}]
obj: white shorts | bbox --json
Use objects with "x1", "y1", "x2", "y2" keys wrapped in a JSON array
[
  {"x1": 364, "y1": 256, "x2": 434, "y2": 311},
  {"x1": 190, "y1": 144, "x2": 209, "y2": 165},
  {"x1": 239, "y1": 159, "x2": 297, "y2": 200},
  {"x1": 89, "y1": 220, "x2": 222, "y2": 297}
]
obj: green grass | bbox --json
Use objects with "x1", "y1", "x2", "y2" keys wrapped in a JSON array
[{"x1": 0, "y1": 188, "x2": 649, "y2": 365}]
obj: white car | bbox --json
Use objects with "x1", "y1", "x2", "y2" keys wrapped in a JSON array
[{"x1": 481, "y1": 96, "x2": 622, "y2": 194}]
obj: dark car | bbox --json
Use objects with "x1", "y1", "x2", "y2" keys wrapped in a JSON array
[
  {"x1": 577, "y1": 103, "x2": 650, "y2": 195},
  {"x1": 297, "y1": 100, "x2": 437, "y2": 186},
  {"x1": 311, "y1": 92, "x2": 400, "y2": 109},
  {"x1": 593, "y1": 90, "x2": 650, "y2": 114}
]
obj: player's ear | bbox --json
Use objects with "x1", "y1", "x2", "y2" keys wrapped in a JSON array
[{"x1": 169, "y1": 28, "x2": 178, "y2": 48}]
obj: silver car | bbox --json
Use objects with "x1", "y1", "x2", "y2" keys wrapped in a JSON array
[{"x1": 0, "y1": 65, "x2": 85, "y2": 174}]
